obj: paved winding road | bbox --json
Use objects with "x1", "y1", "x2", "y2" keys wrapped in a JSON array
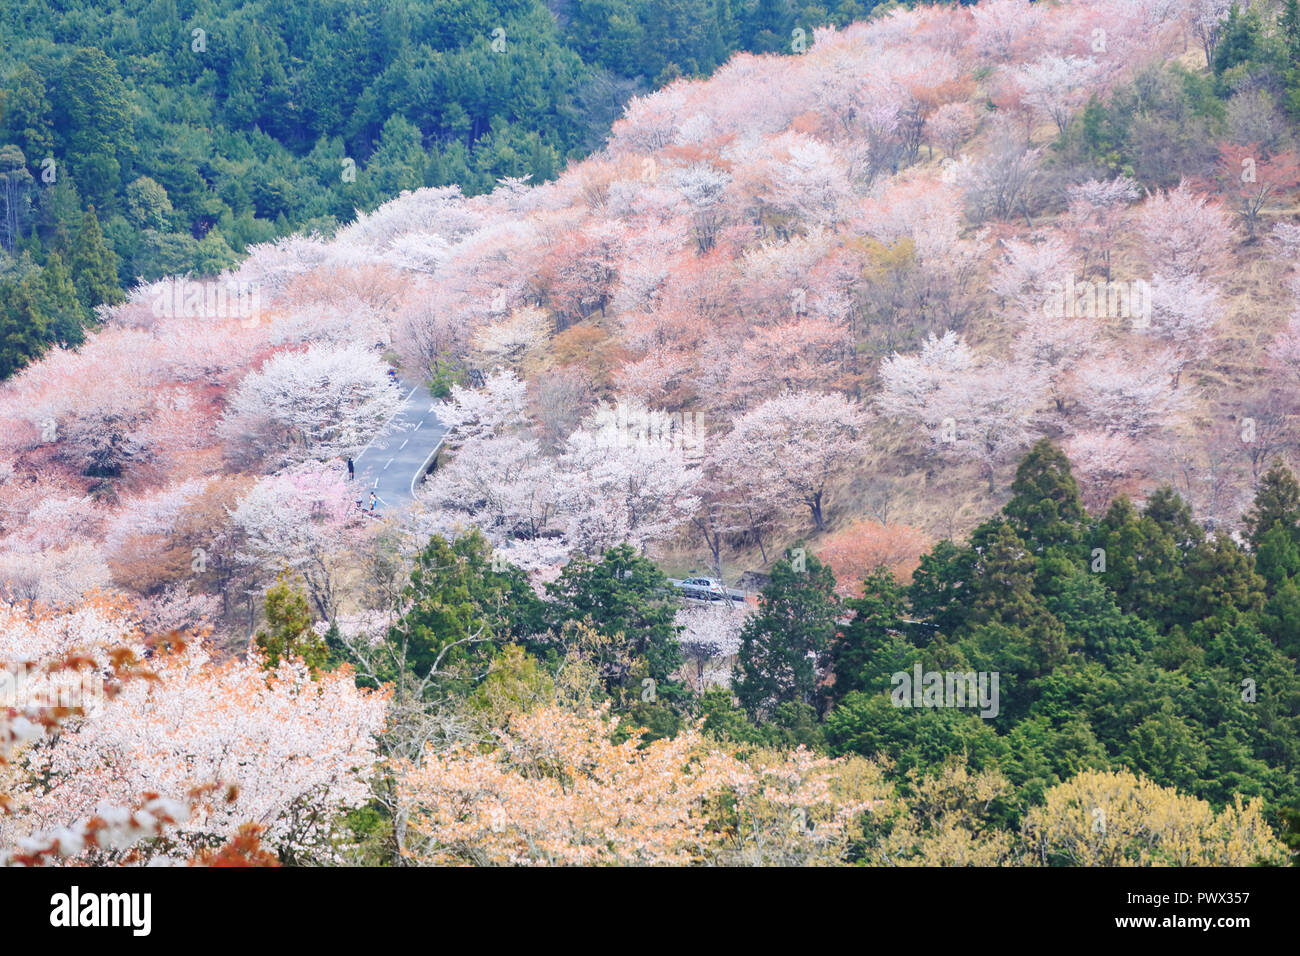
[{"x1": 352, "y1": 377, "x2": 447, "y2": 512}]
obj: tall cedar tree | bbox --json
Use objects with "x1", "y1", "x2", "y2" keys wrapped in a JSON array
[
  {"x1": 66, "y1": 207, "x2": 123, "y2": 313},
  {"x1": 1244, "y1": 461, "x2": 1300, "y2": 655},
  {"x1": 1244, "y1": 460, "x2": 1300, "y2": 551},
  {"x1": 967, "y1": 520, "x2": 1071, "y2": 676},
  {"x1": 907, "y1": 538, "x2": 974, "y2": 637},
  {"x1": 1091, "y1": 496, "x2": 1185, "y2": 624},
  {"x1": 734, "y1": 546, "x2": 839, "y2": 719},
  {"x1": 1173, "y1": 534, "x2": 1265, "y2": 638},
  {"x1": 1003, "y1": 439, "x2": 1087, "y2": 555},
  {"x1": 0, "y1": 275, "x2": 48, "y2": 377},
  {"x1": 383, "y1": 530, "x2": 541, "y2": 697},
  {"x1": 545, "y1": 543, "x2": 685, "y2": 699},
  {"x1": 829, "y1": 565, "x2": 910, "y2": 706},
  {"x1": 33, "y1": 252, "x2": 88, "y2": 345}
]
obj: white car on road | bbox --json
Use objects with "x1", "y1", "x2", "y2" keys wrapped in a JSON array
[{"x1": 676, "y1": 577, "x2": 729, "y2": 601}]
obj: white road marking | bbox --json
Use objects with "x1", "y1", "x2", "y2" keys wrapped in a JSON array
[
  {"x1": 400, "y1": 439, "x2": 408, "y2": 449},
  {"x1": 354, "y1": 383, "x2": 420, "y2": 460},
  {"x1": 409, "y1": 434, "x2": 446, "y2": 499},
  {"x1": 384, "y1": 458, "x2": 393, "y2": 470}
]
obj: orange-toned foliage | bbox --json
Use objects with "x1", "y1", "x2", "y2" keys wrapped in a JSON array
[
  {"x1": 192, "y1": 823, "x2": 281, "y2": 867},
  {"x1": 398, "y1": 704, "x2": 882, "y2": 866},
  {"x1": 549, "y1": 323, "x2": 630, "y2": 387},
  {"x1": 815, "y1": 519, "x2": 930, "y2": 597}
]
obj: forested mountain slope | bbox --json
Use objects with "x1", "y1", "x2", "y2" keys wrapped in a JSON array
[
  {"x1": 0, "y1": 0, "x2": 881, "y2": 377},
  {"x1": 2, "y1": 0, "x2": 1300, "y2": 867}
]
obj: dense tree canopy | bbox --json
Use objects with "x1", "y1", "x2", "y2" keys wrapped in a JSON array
[
  {"x1": 2, "y1": 0, "x2": 1298, "y2": 871},
  {"x1": 0, "y1": 0, "x2": 888, "y2": 377}
]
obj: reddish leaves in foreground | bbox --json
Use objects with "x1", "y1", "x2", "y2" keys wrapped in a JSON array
[{"x1": 192, "y1": 823, "x2": 280, "y2": 867}]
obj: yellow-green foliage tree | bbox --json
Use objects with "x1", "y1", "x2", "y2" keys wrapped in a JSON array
[
  {"x1": 255, "y1": 574, "x2": 327, "y2": 672},
  {"x1": 867, "y1": 762, "x2": 1017, "y2": 867},
  {"x1": 1020, "y1": 769, "x2": 1289, "y2": 866},
  {"x1": 711, "y1": 747, "x2": 888, "y2": 867}
]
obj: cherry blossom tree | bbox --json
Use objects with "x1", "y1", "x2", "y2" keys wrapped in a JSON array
[
  {"x1": 1272, "y1": 315, "x2": 1300, "y2": 385},
  {"x1": 957, "y1": 133, "x2": 1042, "y2": 225},
  {"x1": 1066, "y1": 347, "x2": 1186, "y2": 438},
  {"x1": 152, "y1": 317, "x2": 257, "y2": 386},
  {"x1": 970, "y1": 0, "x2": 1045, "y2": 62},
  {"x1": 990, "y1": 236, "x2": 1074, "y2": 316},
  {"x1": 814, "y1": 519, "x2": 930, "y2": 598},
  {"x1": 2, "y1": 792, "x2": 201, "y2": 866},
  {"x1": 708, "y1": 391, "x2": 866, "y2": 531},
  {"x1": 1014, "y1": 309, "x2": 1100, "y2": 417},
  {"x1": 557, "y1": 416, "x2": 700, "y2": 555},
  {"x1": 545, "y1": 221, "x2": 626, "y2": 330},
  {"x1": 929, "y1": 101, "x2": 978, "y2": 159},
  {"x1": 1135, "y1": 181, "x2": 1235, "y2": 279},
  {"x1": 1013, "y1": 55, "x2": 1099, "y2": 136},
  {"x1": 392, "y1": 285, "x2": 469, "y2": 379},
  {"x1": 766, "y1": 136, "x2": 854, "y2": 230},
  {"x1": 1064, "y1": 429, "x2": 1143, "y2": 510},
  {"x1": 1145, "y1": 272, "x2": 1221, "y2": 370},
  {"x1": 1235, "y1": 385, "x2": 1297, "y2": 481},
  {"x1": 219, "y1": 342, "x2": 403, "y2": 468},
  {"x1": 132, "y1": 581, "x2": 223, "y2": 637},
  {"x1": 436, "y1": 368, "x2": 529, "y2": 446},
  {"x1": 676, "y1": 603, "x2": 750, "y2": 692},
  {"x1": 230, "y1": 461, "x2": 367, "y2": 622},
  {"x1": 671, "y1": 163, "x2": 732, "y2": 253},
  {"x1": 878, "y1": 331, "x2": 1048, "y2": 490},
  {"x1": 0, "y1": 475, "x2": 112, "y2": 609},
  {"x1": 614, "y1": 349, "x2": 695, "y2": 407},
  {"x1": 0, "y1": 544, "x2": 109, "y2": 610},
  {"x1": 232, "y1": 233, "x2": 330, "y2": 297},
  {"x1": 1065, "y1": 177, "x2": 1138, "y2": 280},
  {"x1": 0, "y1": 604, "x2": 227, "y2": 865},
  {"x1": 5, "y1": 631, "x2": 386, "y2": 863},
  {"x1": 1153, "y1": 422, "x2": 1252, "y2": 529},
  {"x1": 9, "y1": 336, "x2": 164, "y2": 481},
  {"x1": 420, "y1": 433, "x2": 564, "y2": 547},
  {"x1": 2, "y1": 489, "x2": 101, "y2": 552},
  {"x1": 721, "y1": 318, "x2": 854, "y2": 412},
  {"x1": 471, "y1": 306, "x2": 552, "y2": 373},
  {"x1": 1269, "y1": 220, "x2": 1300, "y2": 263},
  {"x1": 101, "y1": 477, "x2": 212, "y2": 588}
]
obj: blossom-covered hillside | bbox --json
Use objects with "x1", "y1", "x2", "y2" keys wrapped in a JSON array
[
  {"x1": 3, "y1": 0, "x2": 1299, "y2": 870},
  {"x1": 3, "y1": 0, "x2": 1290, "y2": 604}
]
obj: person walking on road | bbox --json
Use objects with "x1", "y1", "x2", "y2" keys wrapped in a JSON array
[
  {"x1": 368, "y1": 491, "x2": 378, "y2": 512},
  {"x1": 347, "y1": 457, "x2": 354, "y2": 480}
]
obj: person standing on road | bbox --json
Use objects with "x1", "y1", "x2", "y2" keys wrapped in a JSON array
[
  {"x1": 347, "y1": 457, "x2": 354, "y2": 480},
  {"x1": 368, "y1": 491, "x2": 378, "y2": 512}
]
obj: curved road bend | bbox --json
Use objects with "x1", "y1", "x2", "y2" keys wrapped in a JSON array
[{"x1": 352, "y1": 377, "x2": 448, "y2": 511}]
